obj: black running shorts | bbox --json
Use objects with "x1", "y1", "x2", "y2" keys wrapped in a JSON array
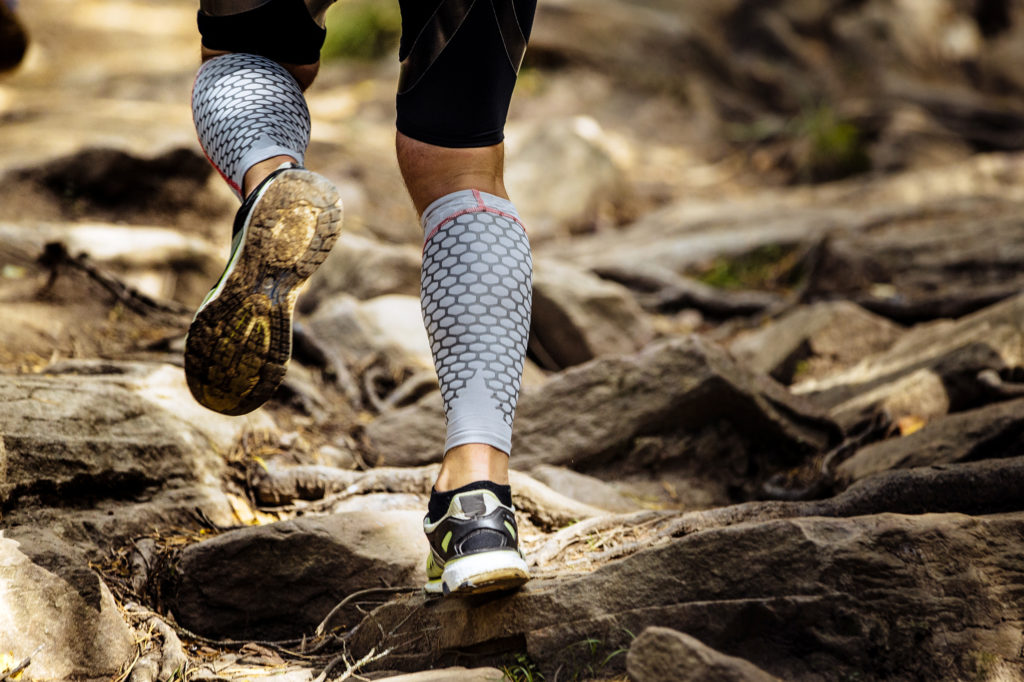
[{"x1": 395, "y1": 0, "x2": 536, "y2": 148}]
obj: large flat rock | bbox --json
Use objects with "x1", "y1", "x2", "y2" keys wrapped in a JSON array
[
  {"x1": 350, "y1": 511, "x2": 1024, "y2": 680},
  {"x1": 0, "y1": 361, "x2": 272, "y2": 505}
]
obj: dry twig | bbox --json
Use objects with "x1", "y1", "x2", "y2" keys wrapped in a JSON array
[{"x1": 0, "y1": 645, "x2": 43, "y2": 682}]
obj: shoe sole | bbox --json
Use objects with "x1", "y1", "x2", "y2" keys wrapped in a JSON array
[
  {"x1": 425, "y1": 550, "x2": 530, "y2": 597},
  {"x1": 185, "y1": 169, "x2": 342, "y2": 415}
]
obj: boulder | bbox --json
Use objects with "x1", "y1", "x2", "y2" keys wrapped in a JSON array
[
  {"x1": 530, "y1": 258, "x2": 654, "y2": 370},
  {"x1": 801, "y1": 199, "x2": 1024, "y2": 323},
  {"x1": 4, "y1": 483, "x2": 243, "y2": 562},
  {"x1": 543, "y1": 191, "x2": 880, "y2": 276},
  {"x1": 0, "y1": 360, "x2": 272, "y2": 505},
  {"x1": 529, "y1": 0, "x2": 1024, "y2": 176},
  {"x1": 627, "y1": 627, "x2": 781, "y2": 682},
  {"x1": 793, "y1": 292, "x2": 1024, "y2": 428},
  {"x1": 728, "y1": 301, "x2": 904, "y2": 383},
  {"x1": 0, "y1": 533, "x2": 134, "y2": 681},
  {"x1": 305, "y1": 293, "x2": 433, "y2": 372},
  {"x1": 349, "y1": 511, "x2": 1024, "y2": 680},
  {"x1": 835, "y1": 398, "x2": 1024, "y2": 485},
  {"x1": 365, "y1": 336, "x2": 840, "y2": 501},
  {"x1": 301, "y1": 232, "x2": 422, "y2": 312},
  {"x1": 167, "y1": 511, "x2": 427, "y2": 640},
  {"x1": 504, "y1": 116, "x2": 629, "y2": 240}
]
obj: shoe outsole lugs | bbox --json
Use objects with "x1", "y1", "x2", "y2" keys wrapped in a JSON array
[{"x1": 185, "y1": 169, "x2": 342, "y2": 415}]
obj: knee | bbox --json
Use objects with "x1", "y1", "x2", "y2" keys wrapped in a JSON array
[{"x1": 396, "y1": 133, "x2": 508, "y2": 214}]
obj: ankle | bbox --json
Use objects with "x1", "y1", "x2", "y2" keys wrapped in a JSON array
[
  {"x1": 434, "y1": 443, "x2": 509, "y2": 492},
  {"x1": 242, "y1": 155, "x2": 299, "y2": 197}
]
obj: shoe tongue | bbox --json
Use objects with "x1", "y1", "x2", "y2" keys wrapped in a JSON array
[{"x1": 459, "y1": 493, "x2": 487, "y2": 517}]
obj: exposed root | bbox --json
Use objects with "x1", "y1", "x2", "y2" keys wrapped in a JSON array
[
  {"x1": 37, "y1": 241, "x2": 189, "y2": 318},
  {"x1": 315, "y1": 586, "x2": 418, "y2": 638},
  {"x1": 312, "y1": 645, "x2": 392, "y2": 682},
  {"x1": 123, "y1": 604, "x2": 189, "y2": 682}
]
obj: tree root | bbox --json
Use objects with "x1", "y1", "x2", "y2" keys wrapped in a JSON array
[
  {"x1": 312, "y1": 645, "x2": 392, "y2": 682},
  {"x1": 533, "y1": 457, "x2": 1024, "y2": 569},
  {"x1": 251, "y1": 462, "x2": 607, "y2": 530},
  {"x1": 315, "y1": 586, "x2": 418, "y2": 638},
  {"x1": 37, "y1": 241, "x2": 189, "y2": 318},
  {"x1": 124, "y1": 604, "x2": 189, "y2": 682}
]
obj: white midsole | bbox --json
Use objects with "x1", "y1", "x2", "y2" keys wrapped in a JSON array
[{"x1": 425, "y1": 550, "x2": 529, "y2": 594}]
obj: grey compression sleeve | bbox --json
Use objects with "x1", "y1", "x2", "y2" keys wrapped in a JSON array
[
  {"x1": 420, "y1": 190, "x2": 533, "y2": 455},
  {"x1": 192, "y1": 52, "x2": 310, "y2": 198}
]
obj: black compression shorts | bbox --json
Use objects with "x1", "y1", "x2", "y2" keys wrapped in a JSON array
[
  {"x1": 395, "y1": 0, "x2": 536, "y2": 148},
  {"x1": 197, "y1": 0, "x2": 536, "y2": 149}
]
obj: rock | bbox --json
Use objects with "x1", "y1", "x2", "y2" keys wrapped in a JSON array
[
  {"x1": 515, "y1": 335, "x2": 839, "y2": 475},
  {"x1": 381, "y1": 668, "x2": 507, "y2": 682},
  {"x1": 3, "y1": 147, "x2": 230, "y2": 226},
  {"x1": 627, "y1": 627, "x2": 781, "y2": 682},
  {"x1": 365, "y1": 337, "x2": 839, "y2": 503},
  {"x1": 793, "y1": 292, "x2": 1024, "y2": 428},
  {"x1": 544, "y1": 193, "x2": 848, "y2": 275},
  {"x1": 306, "y1": 293, "x2": 433, "y2": 372},
  {"x1": 167, "y1": 511, "x2": 427, "y2": 640},
  {"x1": 0, "y1": 220, "x2": 220, "y2": 270},
  {"x1": 530, "y1": 0, "x2": 1024, "y2": 176},
  {"x1": 0, "y1": 360, "x2": 273, "y2": 505},
  {"x1": 800, "y1": 199, "x2": 1024, "y2": 323},
  {"x1": 595, "y1": 263, "x2": 781, "y2": 319},
  {"x1": 0, "y1": 532, "x2": 134, "y2": 680},
  {"x1": 729, "y1": 301, "x2": 904, "y2": 384},
  {"x1": 504, "y1": 116, "x2": 629, "y2": 240},
  {"x1": 301, "y1": 232, "x2": 422, "y2": 313},
  {"x1": 362, "y1": 394, "x2": 445, "y2": 467},
  {"x1": 349, "y1": 511, "x2": 1024, "y2": 680},
  {"x1": 530, "y1": 258, "x2": 654, "y2": 370},
  {"x1": 4, "y1": 483, "x2": 242, "y2": 562},
  {"x1": 329, "y1": 492, "x2": 424, "y2": 513},
  {"x1": 835, "y1": 398, "x2": 1024, "y2": 485},
  {"x1": 528, "y1": 464, "x2": 641, "y2": 513}
]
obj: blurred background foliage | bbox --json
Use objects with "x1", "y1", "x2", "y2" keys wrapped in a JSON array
[{"x1": 322, "y1": 0, "x2": 401, "y2": 61}]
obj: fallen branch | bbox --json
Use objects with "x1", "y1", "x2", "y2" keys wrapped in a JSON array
[{"x1": 37, "y1": 241, "x2": 189, "y2": 317}]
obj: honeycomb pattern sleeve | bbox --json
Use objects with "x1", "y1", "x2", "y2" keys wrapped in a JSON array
[
  {"x1": 420, "y1": 189, "x2": 533, "y2": 455},
  {"x1": 191, "y1": 53, "x2": 310, "y2": 199}
]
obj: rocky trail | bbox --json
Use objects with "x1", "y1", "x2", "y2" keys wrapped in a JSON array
[{"x1": 5, "y1": 1, "x2": 1024, "y2": 681}]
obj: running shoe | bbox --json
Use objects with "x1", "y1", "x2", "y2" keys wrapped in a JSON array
[
  {"x1": 424, "y1": 485, "x2": 530, "y2": 596},
  {"x1": 185, "y1": 165, "x2": 342, "y2": 415}
]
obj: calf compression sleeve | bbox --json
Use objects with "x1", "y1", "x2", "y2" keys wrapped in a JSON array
[
  {"x1": 420, "y1": 190, "x2": 533, "y2": 455},
  {"x1": 192, "y1": 52, "x2": 310, "y2": 198}
]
